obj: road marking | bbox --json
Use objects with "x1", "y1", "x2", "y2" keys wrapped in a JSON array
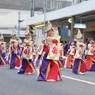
[{"x1": 62, "y1": 75, "x2": 95, "y2": 86}]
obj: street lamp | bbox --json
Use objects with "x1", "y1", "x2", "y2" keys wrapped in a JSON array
[{"x1": 18, "y1": 11, "x2": 24, "y2": 40}]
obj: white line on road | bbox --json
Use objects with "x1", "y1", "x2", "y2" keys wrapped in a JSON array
[{"x1": 62, "y1": 75, "x2": 95, "y2": 86}]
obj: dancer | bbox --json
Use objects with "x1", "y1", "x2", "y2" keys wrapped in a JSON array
[
  {"x1": 8, "y1": 30, "x2": 21, "y2": 69},
  {"x1": 37, "y1": 21, "x2": 62, "y2": 81},
  {"x1": 18, "y1": 27, "x2": 35, "y2": 74},
  {"x1": 65, "y1": 41, "x2": 76, "y2": 68},
  {"x1": 72, "y1": 29, "x2": 86, "y2": 74},
  {"x1": 85, "y1": 38, "x2": 95, "y2": 71},
  {"x1": 0, "y1": 34, "x2": 8, "y2": 66}
]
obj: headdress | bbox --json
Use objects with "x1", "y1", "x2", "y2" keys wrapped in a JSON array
[
  {"x1": 0, "y1": 34, "x2": 4, "y2": 40},
  {"x1": 11, "y1": 29, "x2": 16, "y2": 36},
  {"x1": 46, "y1": 21, "x2": 54, "y2": 32},
  {"x1": 76, "y1": 29, "x2": 82, "y2": 39}
]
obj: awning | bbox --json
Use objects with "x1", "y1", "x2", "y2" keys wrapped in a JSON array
[{"x1": 24, "y1": 0, "x2": 95, "y2": 26}]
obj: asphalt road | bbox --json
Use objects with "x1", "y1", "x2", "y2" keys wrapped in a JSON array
[{"x1": 0, "y1": 66, "x2": 95, "y2": 95}]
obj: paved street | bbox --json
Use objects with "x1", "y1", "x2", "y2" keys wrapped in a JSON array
[{"x1": 0, "y1": 66, "x2": 95, "y2": 95}]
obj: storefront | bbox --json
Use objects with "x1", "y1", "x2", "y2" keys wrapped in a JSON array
[{"x1": 84, "y1": 26, "x2": 95, "y2": 40}]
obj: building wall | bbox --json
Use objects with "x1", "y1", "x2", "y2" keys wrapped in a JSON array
[
  {"x1": 84, "y1": 31, "x2": 95, "y2": 41},
  {"x1": 84, "y1": 20, "x2": 95, "y2": 40}
]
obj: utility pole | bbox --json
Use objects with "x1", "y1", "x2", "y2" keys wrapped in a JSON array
[
  {"x1": 70, "y1": 16, "x2": 74, "y2": 40},
  {"x1": 18, "y1": 11, "x2": 20, "y2": 39},
  {"x1": 43, "y1": 0, "x2": 47, "y2": 36},
  {"x1": 30, "y1": 0, "x2": 35, "y2": 17},
  {"x1": 30, "y1": 0, "x2": 35, "y2": 40}
]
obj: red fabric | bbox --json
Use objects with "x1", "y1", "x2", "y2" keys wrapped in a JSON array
[
  {"x1": 85, "y1": 55, "x2": 95, "y2": 70},
  {"x1": 72, "y1": 47, "x2": 76, "y2": 55},
  {"x1": 52, "y1": 40, "x2": 58, "y2": 45},
  {"x1": 47, "y1": 61, "x2": 59, "y2": 81},
  {"x1": 26, "y1": 44, "x2": 31, "y2": 47},
  {"x1": 25, "y1": 64, "x2": 33, "y2": 73},
  {"x1": 2, "y1": 47, "x2": 4, "y2": 50},
  {"x1": 0, "y1": 49, "x2": 2, "y2": 52},
  {"x1": 24, "y1": 49, "x2": 30, "y2": 55},
  {"x1": 12, "y1": 41, "x2": 15, "y2": 44},
  {"x1": 15, "y1": 56, "x2": 21, "y2": 67},
  {"x1": 0, "y1": 62, "x2": 4, "y2": 66},
  {"x1": 66, "y1": 55, "x2": 74, "y2": 68},
  {"x1": 79, "y1": 44, "x2": 84, "y2": 48},
  {"x1": 43, "y1": 45, "x2": 50, "y2": 53},
  {"x1": 52, "y1": 47, "x2": 58, "y2": 54},
  {"x1": 1, "y1": 42, "x2": 4, "y2": 45},
  {"x1": 80, "y1": 60, "x2": 86, "y2": 73}
]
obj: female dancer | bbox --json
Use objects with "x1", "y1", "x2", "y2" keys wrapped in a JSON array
[
  {"x1": 18, "y1": 27, "x2": 35, "y2": 74},
  {"x1": 72, "y1": 29, "x2": 86, "y2": 74},
  {"x1": 37, "y1": 21, "x2": 62, "y2": 81},
  {"x1": 65, "y1": 41, "x2": 76, "y2": 68},
  {"x1": 85, "y1": 38, "x2": 95, "y2": 71},
  {"x1": 8, "y1": 30, "x2": 21, "y2": 69},
  {"x1": 0, "y1": 34, "x2": 8, "y2": 66}
]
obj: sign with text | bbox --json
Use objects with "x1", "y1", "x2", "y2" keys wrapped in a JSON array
[{"x1": 74, "y1": 23, "x2": 86, "y2": 29}]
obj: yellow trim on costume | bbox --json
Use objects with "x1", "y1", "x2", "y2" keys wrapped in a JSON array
[
  {"x1": 46, "y1": 62, "x2": 51, "y2": 80},
  {"x1": 28, "y1": 60, "x2": 35, "y2": 72},
  {"x1": 88, "y1": 56, "x2": 95, "y2": 69},
  {"x1": 8, "y1": 64, "x2": 10, "y2": 68},
  {"x1": 16, "y1": 55, "x2": 21, "y2": 65},
  {"x1": 89, "y1": 60, "x2": 92, "y2": 69},
  {"x1": 78, "y1": 60, "x2": 81, "y2": 73},
  {"x1": 89, "y1": 56, "x2": 95, "y2": 62},
  {"x1": 16, "y1": 55, "x2": 20, "y2": 59},
  {"x1": 0, "y1": 55, "x2": 6, "y2": 66},
  {"x1": 70, "y1": 55, "x2": 74, "y2": 65},
  {"x1": 40, "y1": 55, "x2": 44, "y2": 60},
  {"x1": 53, "y1": 60, "x2": 59, "y2": 66}
]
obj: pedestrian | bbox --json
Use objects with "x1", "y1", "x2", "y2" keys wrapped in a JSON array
[
  {"x1": 8, "y1": 30, "x2": 21, "y2": 69},
  {"x1": 72, "y1": 29, "x2": 86, "y2": 74},
  {"x1": 18, "y1": 27, "x2": 35, "y2": 74},
  {"x1": 0, "y1": 34, "x2": 8, "y2": 66},
  {"x1": 37, "y1": 21, "x2": 62, "y2": 81}
]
